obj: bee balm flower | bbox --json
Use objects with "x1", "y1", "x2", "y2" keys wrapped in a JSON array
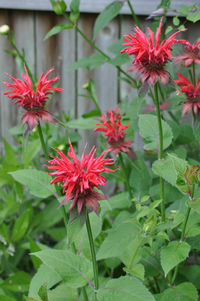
[
  {"x1": 94, "y1": 107, "x2": 133, "y2": 155},
  {"x1": 2, "y1": 67, "x2": 63, "y2": 133},
  {"x1": 174, "y1": 73, "x2": 200, "y2": 116},
  {"x1": 47, "y1": 143, "x2": 115, "y2": 215},
  {"x1": 175, "y1": 40, "x2": 200, "y2": 67},
  {"x1": 121, "y1": 18, "x2": 186, "y2": 85}
]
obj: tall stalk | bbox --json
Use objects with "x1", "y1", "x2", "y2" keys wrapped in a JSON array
[
  {"x1": 172, "y1": 185, "x2": 194, "y2": 284},
  {"x1": 118, "y1": 152, "x2": 133, "y2": 200},
  {"x1": 85, "y1": 210, "x2": 99, "y2": 300},
  {"x1": 154, "y1": 83, "x2": 165, "y2": 221},
  {"x1": 37, "y1": 122, "x2": 89, "y2": 300}
]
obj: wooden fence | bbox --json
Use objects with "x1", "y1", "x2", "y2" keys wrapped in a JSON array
[{"x1": 0, "y1": 1, "x2": 199, "y2": 149}]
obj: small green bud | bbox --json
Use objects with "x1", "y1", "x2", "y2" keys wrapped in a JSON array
[
  {"x1": 50, "y1": 0, "x2": 67, "y2": 15},
  {"x1": 0, "y1": 24, "x2": 10, "y2": 35}
]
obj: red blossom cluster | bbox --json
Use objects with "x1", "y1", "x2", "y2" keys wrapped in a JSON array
[
  {"x1": 2, "y1": 67, "x2": 63, "y2": 132},
  {"x1": 94, "y1": 106, "x2": 133, "y2": 155},
  {"x1": 174, "y1": 73, "x2": 200, "y2": 116},
  {"x1": 47, "y1": 143, "x2": 115, "y2": 215},
  {"x1": 121, "y1": 18, "x2": 186, "y2": 85}
]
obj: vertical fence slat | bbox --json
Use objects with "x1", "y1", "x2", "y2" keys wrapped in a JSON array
[
  {"x1": 0, "y1": 10, "x2": 35, "y2": 140},
  {"x1": 77, "y1": 13, "x2": 97, "y2": 152}
]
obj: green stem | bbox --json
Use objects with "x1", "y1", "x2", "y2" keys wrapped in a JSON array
[
  {"x1": 127, "y1": 0, "x2": 140, "y2": 28},
  {"x1": 118, "y1": 153, "x2": 133, "y2": 200},
  {"x1": 192, "y1": 62, "x2": 196, "y2": 86},
  {"x1": 85, "y1": 210, "x2": 99, "y2": 299},
  {"x1": 63, "y1": 13, "x2": 136, "y2": 85},
  {"x1": 171, "y1": 207, "x2": 191, "y2": 284},
  {"x1": 37, "y1": 121, "x2": 49, "y2": 160},
  {"x1": 154, "y1": 83, "x2": 165, "y2": 221},
  {"x1": 128, "y1": 237, "x2": 144, "y2": 270}
]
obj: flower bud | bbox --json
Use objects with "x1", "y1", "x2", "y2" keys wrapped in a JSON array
[
  {"x1": 50, "y1": 0, "x2": 67, "y2": 15},
  {"x1": 0, "y1": 25, "x2": 10, "y2": 35}
]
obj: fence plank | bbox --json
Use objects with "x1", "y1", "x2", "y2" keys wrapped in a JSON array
[
  {"x1": 0, "y1": 0, "x2": 195, "y2": 15},
  {"x1": 0, "y1": 10, "x2": 35, "y2": 139}
]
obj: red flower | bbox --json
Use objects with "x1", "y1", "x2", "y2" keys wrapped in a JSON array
[
  {"x1": 47, "y1": 143, "x2": 115, "y2": 215},
  {"x1": 175, "y1": 40, "x2": 200, "y2": 67},
  {"x1": 94, "y1": 107, "x2": 133, "y2": 155},
  {"x1": 121, "y1": 18, "x2": 186, "y2": 85},
  {"x1": 2, "y1": 67, "x2": 63, "y2": 132},
  {"x1": 174, "y1": 72, "x2": 200, "y2": 116}
]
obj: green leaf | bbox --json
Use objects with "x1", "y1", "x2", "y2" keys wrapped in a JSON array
[
  {"x1": 33, "y1": 249, "x2": 92, "y2": 288},
  {"x1": 3, "y1": 139, "x2": 18, "y2": 166},
  {"x1": 1, "y1": 271, "x2": 31, "y2": 293},
  {"x1": 97, "y1": 276, "x2": 155, "y2": 301},
  {"x1": 44, "y1": 24, "x2": 73, "y2": 40},
  {"x1": 173, "y1": 16, "x2": 180, "y2": 26},
  {"x1": 97, "y1": 221, "x2": 140, "y2": 260},
  {"x1": 138, "y1": 115, "x2": 173, "y2": 151},
  {"x1": 66, "y1": 117, "x2": 96, "y2": 129},
  {"x1": 0, "y1": 297, "x2": 18, "y2": 301},
  {"x1": 180, "y1": 4, "x2": 192, "y2": 15},
  {"x1": 159, "y1": 282, "x2": 198, "y2": 301},
  {"x1": 180, "y1": 265, "x2": 200, "y2": 289},
  {"x1": 152, "y1": 153, "x2": 187, "y2": 188},
  {"x1": 11, "y1": 209, "x2": 32, "y2": 242},
  {"x1": 93, "y1": 1, "x2": 123, "y2": 39},
  {"x1": 29, "y1": 237, "x2": 42, "y2": 271},
  {"x1": 48, "y1": 283, "x2": 77, "y2": 301},
  {"x1": 70, "y1": 0, "x2": 80, "y2": 21},
  {"x1": 69, "y1": 53, "x2": 106, "y2": 70},
  {"x1": 160, "y1": 241, "x2": 190, "y2": 276},
  {"x1": 9, "y1": 169, "x2": 55, "y2": 198},
  {"x1": 29, "y1": 264, "x2": 61, "y2": 299},
  {"x1": 109, "y1": 53, "x2": 131, "y2": 66},
  {"x1": 187, "y1": 12, "x2": 200, "y2": 23},
  {"x1": 152, "y1": 159, "x2": 177, "y2": 187},
  {"x1": 21, "y1": 139, "x2": 41, "y2": 166},
  {"x1": 38, "y1": 283, "x2": 49, "y2": 301}
]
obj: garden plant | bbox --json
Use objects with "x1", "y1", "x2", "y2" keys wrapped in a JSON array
[{"x1": 0, "y1": 0, "x2": 200, "y2": 300}]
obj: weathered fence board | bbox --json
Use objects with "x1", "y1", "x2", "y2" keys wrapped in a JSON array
[{"x1": 0, "y1": 0, "x2": 195, "y2": 15}]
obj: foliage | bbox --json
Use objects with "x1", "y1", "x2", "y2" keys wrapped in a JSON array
[{"x1": 0, "y1": 0, "x2": 200, "y2": 300}]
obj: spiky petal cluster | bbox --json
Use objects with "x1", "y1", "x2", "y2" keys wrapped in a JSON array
[
  {"x1": 94, "y1": 107, "x2": 133, "y2": 155},
  {"x1": 47, "y1": 143, "x2": 115, "y2": 215},
  {"x1": 2, "y1": 67, "x2": 63, "y2": 132},
  {"x1": 121, "y1": 18, "x2": 185, "y2": 85},
  {"x1": 175, "y1": 40, "x2": 200, "y2": 67},
  {"x1": 174, "y1": 73, "x2": 200, "y2": 116}
]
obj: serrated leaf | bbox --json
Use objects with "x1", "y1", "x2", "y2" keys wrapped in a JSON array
[
  {"x1": 138, "y1": 115, "x2": 173, "y2": 151},
  {"x1": 9, "y1": 169, "x2": 55, "y2": 198},
  {"x1": 159, "y1": 282, "x2": 198, "y2": 301},
  {"x1": 97, "y1": 276, "x2": 155, "y2": 301},
  {"x1": 93, "y1": 1, "x2": 123, "y2": 39},
  {"x1": 3, "y1": 139, "x2": 18, "y2": 166},
  {"x1": 97, "y1": 221, "x2": 140, "y2": 260},
  {"x1": 44, "y1": 24, "x2": 73, "y2": 40},
  {"x1": 21, "y1": 139, "x2": 41, "y2": 166},
  {"x1": 69, "y1": 53, "x2": 106, "y2": 70},
  {"x1": 29, "y1": 264, "x2": 61, "y2": 299},
  {"x1": 109, "y1": 53, "x2": 131, "y2": 66},
  {"x1": 160, "y1": 241, "x2": 190, "y2": 276},
  {"x1": 152, "y1": 159, "x2": 177, "y2": 187},
  {"x1": 33, "y1": 249, "x2": 92, "y2": 288},
  {"x1": 66, "y1": 117, "x2": 96, "y2": 129},
  {"x1": 48, "y1": 283, "x2": 77, "y2": 301}
]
